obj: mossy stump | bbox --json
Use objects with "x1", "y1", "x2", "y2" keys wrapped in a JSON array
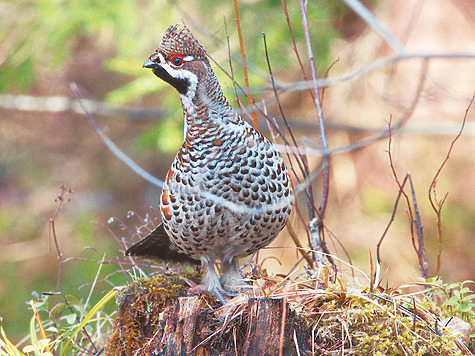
[
  {"x1": 104, "y1": 273, "x2": 471, "y2": 355},
  {"x1": 104, "y1": 273, "x2": 308, "y2": 355},
  {"x1": 104, "y1": 275, "x2": 308, "y2": 355}
]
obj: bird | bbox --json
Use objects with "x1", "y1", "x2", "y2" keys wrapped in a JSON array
[{"x1": 126, "y1": 24, "x2": 294, "y2": 300}]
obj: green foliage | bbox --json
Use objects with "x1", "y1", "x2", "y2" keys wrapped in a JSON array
[
  {"x1": 1, "y1": 0, "x2": 345, "y2": 151},
  {"x1": 134, "y1": 118, "x2": 184, "y2": 153},
  {"x1": 0, "y1": 0, "x2": 178, "y2": 93},
  {"x1": 102, "y1": 1, "x2": 345, "y2": 150},
  {"x1": 0, "y1": 289, "x2": 117, "y2": 356},
  {"x1": 422, "y1": 277, "x2": 475, "y2": 322},
  {"x1": 0, "y1": 0, "x2": 346, "y2": 344}
]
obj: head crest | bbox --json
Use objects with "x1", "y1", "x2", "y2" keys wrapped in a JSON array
[{"x1": 157, "y1": 25, "x2": 207, "y2": 59}]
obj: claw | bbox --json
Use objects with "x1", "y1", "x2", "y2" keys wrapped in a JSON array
[{"x1": 186, "y1": 284, "x2": 228, "y2": 305}]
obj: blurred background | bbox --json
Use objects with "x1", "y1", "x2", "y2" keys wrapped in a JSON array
[{"x1": 0, "y1": 0, "x2": 474, "y2": 342}]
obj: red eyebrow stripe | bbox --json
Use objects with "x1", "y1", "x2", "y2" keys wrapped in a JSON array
[{"x1": 169, "y1": 54, "x2": 184, "y2": 61}]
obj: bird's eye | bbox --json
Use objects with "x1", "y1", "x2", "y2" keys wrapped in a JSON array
[{"x1": 170, "y1": 54, "x2": 184, "y2": 66}]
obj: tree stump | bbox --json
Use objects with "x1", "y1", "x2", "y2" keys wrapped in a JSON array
[
  {"x1": 104, "y1": 276, "x2": 310, "y2": 356},
  {"x1": 103, "y1": 273, "x2": 469, "y2": 355},
  {"x1": 153, "y1": 296, "x2": 309, "y2": 356}
]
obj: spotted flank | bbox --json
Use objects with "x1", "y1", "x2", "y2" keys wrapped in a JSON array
[{"x1": 129, "y1": 25, "x2": 294, "y2": 298}]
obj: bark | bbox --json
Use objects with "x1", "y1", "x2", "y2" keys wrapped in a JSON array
[{"x1": 106, "y1": 295, "x2": 309, "y2": 356}]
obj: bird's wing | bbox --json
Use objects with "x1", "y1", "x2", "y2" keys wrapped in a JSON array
[{"x1": 125, "y1": 223, "x2": 199, "y2": 264}]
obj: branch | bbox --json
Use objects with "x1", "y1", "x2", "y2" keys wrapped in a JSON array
[
  {"x1": 428, "y1": 91, "x2": 474, "y2": 275},
  {"x1": 298, "y1": 0, "x2": 330, "y2": 219},
  {"x1": 70, "y1": 83, "x2": 165, "y2": 190},
  {"x1": 232, "y1": 0, "x2": 259, "y2": 131},
  {"x1": 262, "y1": 32, "x2": 317, "y2": 237},
  {"x1": 386, "y1": 118, "x2": 429, "y2": 279},
  {"x1": 376, "y1": 175, "x2": 408, "y2": 266},
  {"x1": 274, "y1": 52, "x2": 475, "y2": 93},
  {"x1": 0, "y1": 94, "x2": 163, "y2": 119},
  {"x1": 409, "y1": 175, "x2": 429, "y2": 279},
  {"x1": 71, "y1": 83, "x2": 293, "y2": 216},
  {"x1": 48, "y1": 184, "x2": 72, "y2": 301},
  {"x1": 298, "y1": 0, "x2": 331, "y2": 266},
  {"x1": 342, "y1": 0, "x2": 405, "y2": 54},
  {"x1": 4, "y1": 93, "x2": 474, "y2": 137}
]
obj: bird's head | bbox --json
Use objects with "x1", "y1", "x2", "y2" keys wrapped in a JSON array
[{"x1": 143, "y1": 25, "x2": 209, "y2": 97}]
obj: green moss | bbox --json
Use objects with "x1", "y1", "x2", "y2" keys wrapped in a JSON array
[
  {"x1": 104, "y1": 269, "x2": 201, "y2": 355},
  {"x1": 312, "y1": 292, "x2": 464, "y2": 355}
]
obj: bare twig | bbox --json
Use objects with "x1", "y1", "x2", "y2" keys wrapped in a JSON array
[
  {"x1": 299, "y1": 0, "x2": 331, "y2": 265},
  {"x1": 286, "y1": 224, "x2": 314, "y2": 266},
  {"x1": 48, "y1": 184, "x2": 72, "y2": 300},
  {"x1": 376, "y1": 174, "x2": 409, "y2": 266},
  {"x1": 0, "y1": 93, "x2": 162, "y2": 119},
  {"x1": 386, "y1": 117, "x2": 430, "y2": 279},
  {"x1": 224, "y1": 17, "x2": 240, "y2": 105},
  {"x1": 428, "y1": 92, "x2": 474, "y2": 275},
  {"x1": 70, "y1": 83, "x2": 165, "y2": 189},
  {"x1": 262, "y1": 32, "x2": 318, "y2": 247},
  {"x1": 280, "y1": 0, "x2": 315, "y2": 102},
  {"x1": 275, "y1": 52, "x2": 474, "y2": 93},
  {"x1": 72, "y1": 83, "x2": 290, "y2": 216},
  {"x1": 3, "y1": 54, "x2": 473, "y2": 118},
  {"x1": 232, "y1": 0, "x2": 258, "y2": 131},
  {"x1": 342, "y1": 0, "x2": 405, "y2": 54},
  {"x1": 211, "y1": 42, "x2": 314, "y2": 242},
  {"x1": 387, "y1": 120, "x2": 417, "y2": 262},
  {"x1": 298, "y1": 0, "x2": 330, "y2": 218},
  {"x1": 409, "y1": 175, "x2": 429, "y2": 278}
]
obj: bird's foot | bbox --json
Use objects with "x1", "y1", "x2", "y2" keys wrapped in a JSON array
[{"x1": 186, "y1": 284, "x2": 231, "y2": 305}]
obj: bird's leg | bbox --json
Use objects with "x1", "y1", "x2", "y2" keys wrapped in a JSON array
[
  {"x1": 220, "y1": 258, "x2": 247, "y2": 294},
  {"x1": 200, "y1": 259, "x2": 228, "y2": 303}
]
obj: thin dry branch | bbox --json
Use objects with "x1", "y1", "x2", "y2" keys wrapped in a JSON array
[
  {"x1": 210, "y1": 42, "x2": 317, "y2": 250},
  {"x1": 285, "y1": 224, "x2": 313, "y2": 266},
  {"x1": 48, "y1": 184, "x2": 72, "y2": 298},
  {"x1": 232, "y1": 0, "x2": 258, "y2": 131},
  {"x1": 280, "y1": 0, "x2": 315, "y2": 103},
  {"x1": 224, "y1": 17, "x2": 240, "y2": 105},
  {"x1": 262, "y1": 32, "x2": 318, "y2": 254},
  {"x1": 3, "y1": 55, "x2": 473, "y2": 118},
  {"x1": 275, "y1": 52, "x2": 474, "y2": 93},
  {"x1": 342, "y1": 0, "x2": 405, "y2": 54},
  {"x1": 386, "y1": 118, "x2": 430, "y2": 279},
  {"x1": 72, "y1": 83, "x2": 293, "y2": 216},
  {"x1": 376, "y1": 174, "x2": 409, "y2": 266},
  {"x1": 0, "y1": 93, "x2": 163, "y2": 118},
  {"x1": 409, "y1": 175, "x2": 429, "y2": 279},
  {"x1": 299, "y1": 0, "x2": 331, "y2": 265},
  {"x1": 428, "y1": 92, "x2": 474, "y2": 275}
]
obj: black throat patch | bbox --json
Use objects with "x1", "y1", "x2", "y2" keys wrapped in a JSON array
[{"x1": 152, "y1": 66, "x2": 190, "y2": 95}]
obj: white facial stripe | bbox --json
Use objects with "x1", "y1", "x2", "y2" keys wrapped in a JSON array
[
  {"x1": 157, "y1": 52, "x2": 165, "y2": 63},
  {"x1": 159, "y1": 63, "x2": 198, "y2": 115},
  {"x1": 160, "y1": 63, "x2": 198, "y2": 93},
  {"x1": 180, "y1": 73, "x2": 197, "y2": 113},
  {"x1": 183, "y1": 55, "x2": 194, "y2": 62}
]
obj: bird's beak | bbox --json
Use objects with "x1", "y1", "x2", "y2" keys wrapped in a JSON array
[{"x1": 143, "y1": 59, "x2": 158, "y2": 69}]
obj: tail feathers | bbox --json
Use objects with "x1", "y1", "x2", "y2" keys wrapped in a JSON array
[{"x1": 125, "y1": 223, "x2": 199, "y2": 264}]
